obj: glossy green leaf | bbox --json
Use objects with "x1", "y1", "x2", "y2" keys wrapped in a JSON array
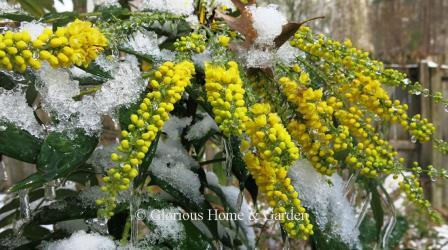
[
  {"x1": 17, "y1": 0, "x2": 55, "y2": 17},
  {"x1": 10, "y1": 129, "x2": 98, "y2": 192},
  {"x1": 0, "y1": 12, "x2": 35, "y2": 22},
  {"x1": 368, "y1": 181, "x2": 384, "y2": 241},
  {"x1": 0, "y1": 122, "x2": 42, "y2": 163}
]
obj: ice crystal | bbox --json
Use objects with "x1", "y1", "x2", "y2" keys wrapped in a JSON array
[
  {"x1": 288, "y1": 160, "x2": 361, "y2": 248},
  {"x1": 0, "y1": 88, "x2": 44, "y2": 138}
]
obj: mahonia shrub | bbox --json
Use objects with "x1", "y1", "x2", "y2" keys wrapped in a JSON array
[{"x1": 0, "y1": 0, "x2": 447, "y2": 249}]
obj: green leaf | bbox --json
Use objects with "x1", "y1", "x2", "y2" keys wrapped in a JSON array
[
  {"x1": 0, "y1": 122, "x2": 42, "y2": 163},
  {"x1": 206, "y1": 184, "x2": 251, "y2": 248},
  {"x1": 41, "y1": 11, "x2": 78, "y2": 26},
  {"x1": 118, "y1": 47, "x2": 156, "y2": 64},
  {"x1": 10, "y1": 129, "x2": 98, "y2": 191},
  {"x1": 368, "y1": 181, "x2": 384, "y2": 241},
  {"x1": 23, "y1": 223, "x2": 52, "y2": 241},
  {"x1": 134, "y1": 133, "x2": 160, "y2": 187},
  {"x1": 78, "y1": 61, "x2": 113, "y2": 80},
  {"x1": 31, "y1": 196, "x2": 98, "y2": 224},
  {"x1": 309, "y1": 210, "x2": 355, "y2": 250},
  {"x1": 229, "y1": 136, "x2": 257, "y2": 204},
  {"x1": 17, "y1": 0, "x2": 55, "y2": 17},
  {"x1": 0, "y1": 70, "x2": 27, "y2": 90},
  {"x1": 0, "y1": 12, "x2": 35, "y2": 22}
]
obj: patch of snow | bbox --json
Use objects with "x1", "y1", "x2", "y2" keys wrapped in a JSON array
[
  {"x1": 244, "y1": 47, "x2": 275, "y2": 68},
  {"x1": 140, "y1": 0, "x2": 195, "y2": 16},
  {"x1": 145, "y1": 207, "x2": 185, "y2": 243},
  {"x1": 20, "y1": 22, "x2": 48, "y2": 40},
  {"x1": 149, "y1": 117, "x2": 204, "y2": 205},
  {"x1": 37, "y1": 57, "x2": 144, "y2": 135},
  {"x1": 186, "y1": 112, "x2": 218, "y2": 140},
  {"x1": 288, "y1": 160, "x2": 361, "y2": 248},
  {"x1": 276, "y1": 42, "x2": 302, "y2": 65},
  {"x1": 205, "y1": 171, "x2": 220, "y2": 187},
  {"x1": 41, "y1": 230, "x2": 116, "y2": 250},
  {"x1": 247, "y1": 4, "x2": 287, "y2": 45},
  {"x1": 94, "y1": 0, "x2": 120, "y2": 7},
  {"x1": 0, "y1": 0, "x2": 20, "y2": 12},
  {"x1": 0, "y1": 88, "x2": 44, "y2": 138}
]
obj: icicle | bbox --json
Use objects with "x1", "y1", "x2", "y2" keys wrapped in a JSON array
[
  {"x1": 355, "y1": 192, "x2": 371, "y2": 229},
  {"x1": 222, "y1": 138, "x2": 234, "y2": 177},
  {"x1": 0, "y1": 156, "x2": 8, "y2": 181},
  {"x1": 379, "y1": 186, "x2": 397, "y2": 249},
  {"x1": 130, "y1": 184, "x2": 141, "y2": 246},
  {"x1": 236, "y1": 190, "x2": 244, "y2": 213},
  {"x1": 44, "y1": 181, "x2": 57, "y2": 200},
  {"x1": 19, "y1": 189, "x2": 31, "y2": 220}
]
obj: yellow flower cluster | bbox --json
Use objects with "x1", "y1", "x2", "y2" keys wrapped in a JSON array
[
  {"x1": 0, "y1": 31, "x2": 40, "y2": 72},
  {"x1": 290, "y1": 25, "x2": 404, "y2": 87},
  {"x1": 242, "y1": 103, "x2": 312, "y2": 239},
  {"x1": 338, "y1": 74, "x2": 435, "y2": 143},
  {"x1": 0, "y1": 20, "x2": 107, "y2": 73},
  {"x1": 204, "y1": 61, "x2": 248, "y2": 136},
  {"x1": 174, "y1": 33, "x2": 206, "y2": 53},
  {"x1": 97, "y1": 61, "x2": 195, "y2": 218},
  {"x1": 279, "y1": 75, "x2": 345, "y2": 175},
  {"x1": 35, "y1": 20, "x2": 108, "y2": 68},
  {"x1": 409, "y1": 114, "x2": 435, "y2": 142},
  {"x1": 218, "y1": 35, "x2": 231, "y2": 47},
  {"x1": 398, "y1": 162, "x2": 440, "y2": 221}
]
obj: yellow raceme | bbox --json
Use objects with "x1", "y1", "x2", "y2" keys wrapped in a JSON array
[
  {"x1": 241, "y1": 103, "x2": 312, "y2": 239},
  {"x1": 204, "y1": 61, "x2": 248, "y2": 136},
  {"x1": 0, "y1": 19, "x2": 107, "y2": 72},
  {"x1": 96, "y1": 61, "x2": 195, "y2": 218}
]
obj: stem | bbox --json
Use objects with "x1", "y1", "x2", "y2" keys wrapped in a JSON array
[
  {"x1": 199, "y1": 157, "x2": 226, "y2": 166},
  {"x1": 120, "y1": 217, "x2": 131, "y2": 245}
]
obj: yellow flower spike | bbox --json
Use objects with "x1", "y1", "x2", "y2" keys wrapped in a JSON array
[
  {"x1": 0, "y1": 19, "x2": 107, "y2": 73},
  {"x1": 98, "y1": 61, "x2": 195, "y2": 218},
  {"x1": 204, "y1": 61, "x2": 248, "y2": 137}
]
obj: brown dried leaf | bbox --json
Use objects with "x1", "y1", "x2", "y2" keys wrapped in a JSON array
[
  {"x1": 274, "y1": 16, "x2": 325, "y2": 48},
  {"x1": 216, "y1": 9, "x2": 257, "y2": 45}
]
